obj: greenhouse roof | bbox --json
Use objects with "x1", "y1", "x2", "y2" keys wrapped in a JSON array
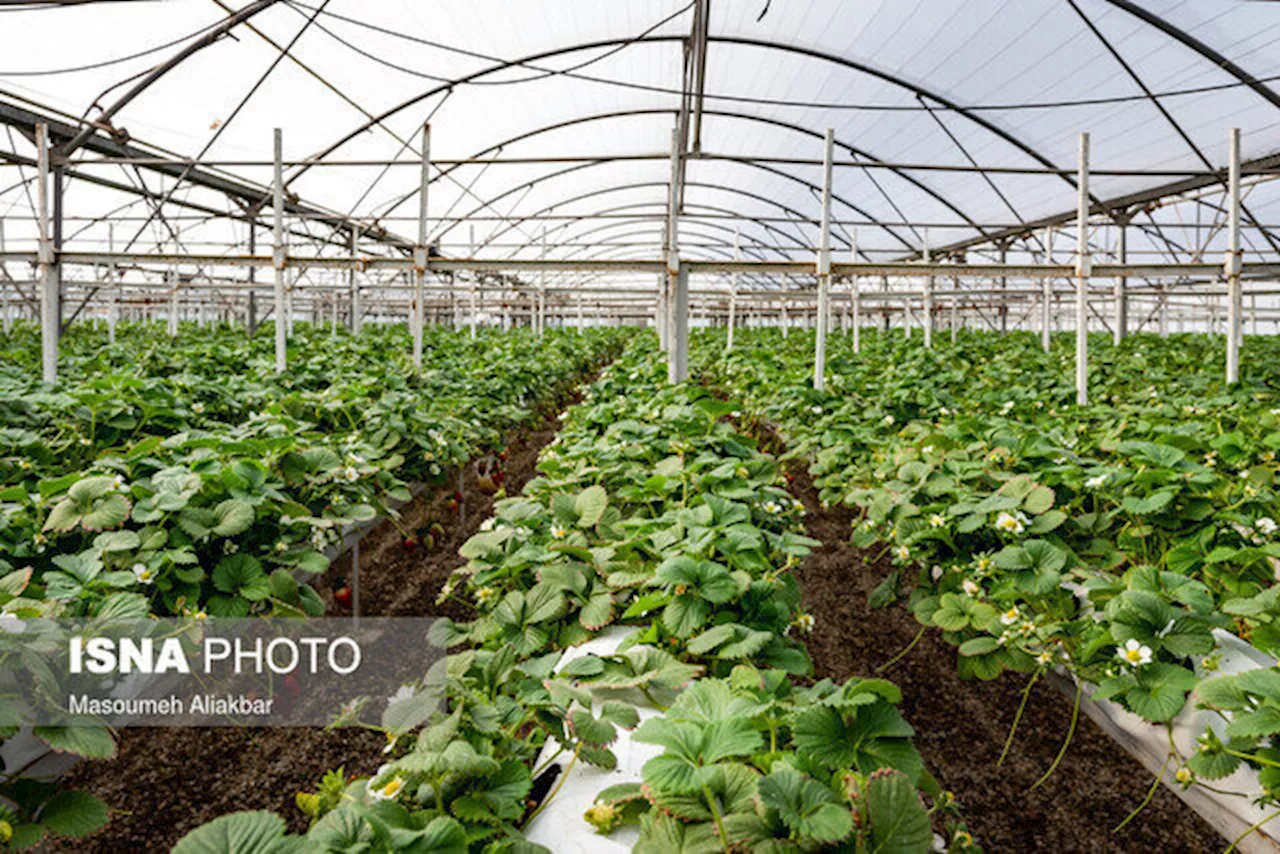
[{"x1": 2, "y1": 0, "x2": 1280, "y2": 275}]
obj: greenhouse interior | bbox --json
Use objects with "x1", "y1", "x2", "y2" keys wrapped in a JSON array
[{"x1": 3, "y1": 1, "x2": 1280, "y2": 851}]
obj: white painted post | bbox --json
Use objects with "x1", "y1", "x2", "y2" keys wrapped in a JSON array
[
  {"x1": 1075, "y1": 132, "x2": 1091, "y2": 406},
  {"x1": 851, "y1": 233, "x2": 861, "y2": 353},
  {"x1": 726, "y1": 227, "x2": 738, "y2": 353},
  {"x1": 814, "y1": 128, "x2": 834, "y2": 391},
  {"x1": 414, "y1": 124, "x2": 430, "y2": 367},
  {"x1": 0, "y1": 219, "x2": 8, "y2": 336},
  {"x1": 1226, "y1": 128, "x2": 1242, "y2": 385},
  {"x1": 468, "y1": 223, "x2": 478, "y2": 340},
  {"x1": 1042, "y1": 226, "x2": 1054, "y2": 353},
  {"x1": 922, "y1": 228, "x2": 933, "y2": 349},
  {"x1": 168, "y1": 265, "x2": 179, "y2": 338},
  {"x1": 37, "y1": 124, "x2": 58, "y2": 383},
  {"x1": 350, "y1": 229, "x2": 361, "y2": 335},
  {"x1": 538, "y1": 229, "x2": 547, "y2": 335},
  {"x1": 780, "y1": 298, "x2": 788, "y2": 338},
  {"x1": 950, "y1": 274, "x2": 958, "y2": 343},
  {"x1": 272, "y1": 128, "x2": 287, "y2": 373},
  {"x1": 665, "y1": 128, "x2": 687, "y2": 383},
  {"x1": 106, "y1": 224, "x2": 117, "y2": 342},
  {"x1": 1114, "y1": 214, "x2": 1128, "y2": 345}
]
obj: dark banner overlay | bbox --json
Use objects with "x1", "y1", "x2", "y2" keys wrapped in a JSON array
[{"x1": 1, "y1": 618, "x2": 446, "y2": 728}]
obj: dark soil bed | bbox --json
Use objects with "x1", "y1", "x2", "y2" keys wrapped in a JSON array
[
  {"x1": 786, "y1": 465, "x2": 1224, "y2": 852},
  {"x1": 55, "y1": 395, "x2": 577, "y2": 852}
]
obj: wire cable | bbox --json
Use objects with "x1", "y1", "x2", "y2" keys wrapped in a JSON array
[{"x1": 288, "y1": 0, "x2": 1280, "y2": 114}]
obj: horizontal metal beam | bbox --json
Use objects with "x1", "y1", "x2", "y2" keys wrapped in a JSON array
[{"x1": 7, "y1": 250, "x2": 1280, "y2": 282}]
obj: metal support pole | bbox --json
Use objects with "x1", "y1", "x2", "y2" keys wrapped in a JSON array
[
  {"x1": 538, "y1": 228, "x2": 547, "y2": 335},
  {"x1": 1042, "y1": 226, "x2": 1054, "y2": 353},
  {"x1": 998, "y1": 242, "x2": 1008, "y2": 334},
  {"x1": 950, "y1": 274, "x2": 958, "y2": 343},
  {"x1": 37, "y1": 124, "x2": 57, "y2": 383},
  {"x1": 1114, "y1": 215, "x2": 1128, "y2": 345},
  {"x1": 349, "y1": 229, "x2": 361, "y2": 335},
  {"x1": 168, "y1": 266, "x2": 179, "y2": 338},
  {"x1": 468, "y1": 224, "x2": 478, "y2": 340},
  {"x1": 666, "y1": 128, "x2": 687, "y2": 383},
  {"x1": 851, "y1": 233, "x2": 861, "y2": 353},
  {"x1": 246, "y1": 222, "x2": 256, "y2": 336},
  {"x1": 1226, "y1": 127, "x2": 1242, "y2": 385},
  {"x1": 1075, "y1": 132, "x2": 1091, "y2": 406},
  {"x1": 922, "y1": 229, "x2": 934, "y2": 349},
  {"x1": 814, "y1": 128, "x2": 834, "y2": 391},
  {"x1": 272, "y1": 128, "x2": 287, "y2": 373},
  {"x1": 781, "y1": 299, "x2": 789, "y2": 338},
  {"x1": 726, "y1": 227, "x2": 738, "y2": 353},
  {"x1": 414, "y1": 124, "x2": 430, "y2": 367},
  {"x1": 0, "y1": 219, "x2": 7, "y2": 335}
]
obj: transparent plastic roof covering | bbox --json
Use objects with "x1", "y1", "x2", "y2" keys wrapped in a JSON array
[{"x1": 2, "y1": 0, "x2": 1280, "y2": 278}]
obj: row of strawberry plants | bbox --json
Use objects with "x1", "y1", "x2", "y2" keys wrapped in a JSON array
[
  {"x1": 0, "y1": 323, "x2": 624, "y2": 621},
  {"x1": 698, "y1": 327, "x2": 1280, "y2": 809},
  {"x1": 173, "y1": 337, "x2": 977, "y2": 853},
  {"x1": 0, "y1": 323, "x2": 624, "y2": 849}
]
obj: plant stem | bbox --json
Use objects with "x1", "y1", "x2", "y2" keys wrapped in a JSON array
[
  {"x1": 1224, "y1": 808, "x2": 1280, "y2": 853},
  {"x1": 875, "y1": 626, "x2": 925, "y2": 674},
  {"x1": 1032, "y1": 679, "x2": 1081, "y2": 790},
  {"x1": 523, "y1": 743, "x2": 581, "y2": 826},
  {"x1": 1112, "y1": 754, "x2": 1170, "y2": 833},
  {"x1": 998, "y1": 669, "x2": 1040, "y2": 768},
  {"x1": 703, "y1": 784, "x2": 731, "y2": 854}
]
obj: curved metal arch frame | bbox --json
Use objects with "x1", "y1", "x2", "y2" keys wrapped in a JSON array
[
  {"x1": 45, "y1": 9, "x2": 1280, "y2": 266},
  {"x1": 536, "y1": 220, "x2": 810, "y2": 290},
  {"x1": 1102, "y1": 0, "x2": 1280, "y2": 111},
  {"x1": 431, "y1": 177, "x2": 816, "y2": 262},
  {"x1": 457, "y1": 176, "x2": 838, "y2": 256},
  {"x1": 528, "y1": 200, "x2": 808, "y2": 261},
  {"x1": 369, "y1": 107, "x2": 987, "y2": 248},
  {"x1": 532, "y1": 212, "x2": 780, "y2": 262},
  {"x1": 285, "y1": 32, "x2": 1081, "y2": 199},
  {"x1": 534, "y1": 204, "x2": 817, "y2": 292},
  {"x1": 442, "y1": 155, "x2": 920, "y2": 255}
]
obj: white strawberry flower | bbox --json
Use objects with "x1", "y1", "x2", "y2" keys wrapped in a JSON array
[
  {"x1": 550, "y1": 524, "x2": 568, "y2": 540},
  {"x1": 930, "y1": 566, "x2": 943, "y2": 581},
  {"x1": 929, "y1": 514, "x2": 946, "y2": 528},
  {"x1": 342, "y1": 466, "x2": 359, "y2": 483},
  {"x1": 1036, "y1": 650, "x2": 1054, "y2": 666},
  {"x1": 1116, "y1": 638, "x2": 1153, "y2": 668},
  {"x1": 1256, "y1": 517, "x2": 1277, "y2": 536},
  {"x1": 994, "y1": 511, "x2": 1026, "y2": 535},
  {"x1": 1000, "y1": 606, "x2": 1020, "y2": 626},
  {"x1": 962, "y1": 579, "x2": 982, "y2": 597},
  {"x1": 370, "y1": 775, "x2": 406, "y2": 801},
  {"x1": 192, "y1": 402, "x2": 205, "y2": 414},
  {"x1": 1085, "y1": 474, "x2": 1106, "y2": 489},
  {"x1": 792, "y1": 613, "x2": 815, "y2": 634},
  {"x1": 132, "y1": 563, "x2": 155, "y2": 585}
]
